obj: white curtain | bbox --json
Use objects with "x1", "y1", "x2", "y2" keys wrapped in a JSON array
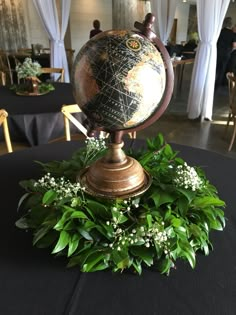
[
  {"x1": 187, "y1": 0, "x2": 230, "y2": 120},
  {"x1": 151, "y1": 0, "x2": 177, "y2": 45},
  {"x1": 33, "y1": 0, "x2": 71, "y2": 82}
]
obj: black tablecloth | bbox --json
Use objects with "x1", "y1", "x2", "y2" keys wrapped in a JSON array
[
  {"x1": 0, "y1": 140, "x2": 235, "y2": 315},
  {"x1": 0, "y1": 83, "x2": 83, "y2": 146}
]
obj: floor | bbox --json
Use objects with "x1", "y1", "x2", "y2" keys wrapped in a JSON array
[{"x1": 1, "y1": 63, "x2": 236, "y2": 160}]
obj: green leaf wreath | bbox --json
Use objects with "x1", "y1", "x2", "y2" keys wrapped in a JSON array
[{"x1": 15, "y1": 134, "x2": 226, "y2": 275}]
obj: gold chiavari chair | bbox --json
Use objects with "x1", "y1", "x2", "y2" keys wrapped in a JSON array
[
  {"x1": 0, "y1": 109, "x2": 13, "y2": 153},
  {"x1": 40, "y1": 67, "x2": 65, "y2": 82},
  {"x1": 225, "y1": 72, "x2": 236, "y2": 151}
]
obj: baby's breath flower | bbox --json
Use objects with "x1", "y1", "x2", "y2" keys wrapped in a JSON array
[
  {"x1": 85, "y1": 136, "x2": 106, "y2": 152},
  {"x1": 173, "y1": 163, "x2": 203, "y2": 191},
  {"x1": 34, "y1": 174, "x2": 83, "y2": 205}
]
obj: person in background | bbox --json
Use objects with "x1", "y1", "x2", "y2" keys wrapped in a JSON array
[
  {"x1": 226, "y1": 24, "x2": 236, "y2": 75},
  {"x1": 89, "y1": 19, "x2": 102, "y2": 39},
  {"x1": 215, "y1": 17, "x2": 236, "y2": 88}
]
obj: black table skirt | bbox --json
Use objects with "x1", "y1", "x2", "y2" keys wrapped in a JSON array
[
  {"x1": 0, "y1": 83, "x2": 85, "y2": 145},
  {"x1": 0, "y1": 140, "x2": 235, "y2": 315}
]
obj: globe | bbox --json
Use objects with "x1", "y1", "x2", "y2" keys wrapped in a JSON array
[{"x1": 72, "y1": 30, "x2": 167, "y2": 132}]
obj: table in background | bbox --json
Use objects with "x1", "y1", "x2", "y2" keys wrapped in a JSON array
[
  {"x1": 0, "y1": 140, "x2": 235, "y2": 315},
  {"x1": 0, "y1": 82, "x2": 83, "y2": 146}
]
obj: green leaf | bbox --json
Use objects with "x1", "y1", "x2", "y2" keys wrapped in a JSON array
[
  {"x1": 68, "y1": 234, "x2": 80, "y2": 257},
  {"x1": 112, "y1": 250, "x2": 130, "y2": 270},
  {"x1": 209, "y1": 219, "x2": 224, "y2": 231},
  {"x1": 132, "y1": 260, "x2": 142, "y2": 275},
  {"x1": 52, "y1": 230, "x2": 70, "y2": 254},
  {"x1": 117, "y1": 256, "x2": 131, "y2": 269},
  {"x1": 84, "y1": 220, "x2": 97, "y2": 230},
  {"x1": 150, "y1": 189, "x2": 176, "y2": 207},
  {"x1": 35, "y1": 230, "x2": 58, "y2": 248},
  {"x1": 82, "y1": 251, "x2": 107, "y2": 272},
  {"x1": 177, "y1": 188, "x2": 195, "y2": 203},
  {"x1": 130, "y1": 247, "x2": 153, "y2": 267},
  {"x1": 189, "y1": 224, "x2": 203, "y2": 238},
  {"x1": 117, "y1": 213, "x2": 128, "y2": 224},
  {"x1": 177, "y1": 197, "x2": 189, "y2": 216},
  {"x1": 54, "y1": 211, "x2": 72, "y2": 231},
  {"x1": 78, "y1": 227, "x2": 93, "y2": 241},
  {"x1": 163, "y1": 144, "x2": 173, "y2": 157},
  {"x1": 156, "y1": 257, "x2": 173, "y2": 275},
  {"x1": 201, "y1": 239, "x2": 211, "y2": 255},
  {"x1": 70, "y1": 210, "x2": 88, "y2": 220},
  {"x1": 42, "y1": 190, "x2": 57, "y2": 205},
  {"x1": 178, "y1": 240, "x2": 196, "y2": 269},
  {"x1": 139, "y1": 152, "x2": 154, "y2": 166},
  {"x1": 17, "y1": 192, "x2": 31, "y2": 211},
  {"x1": 15, "y1": 216, "x2": 30, "y2": 229},
  {"x1": 174, "y1": 226, "x2": 187, "y2": 237},
  {"x1": 193, "y1": 196, "x2": 225, "y2": 208},
  {"x1": 86, "y1": 200, "x2": 109, "y2": 218},
  {"x1": 33, "y1": 225, "x2": 51, "y2": 245},
  {"x1": 146, "y1": 214, "x2": 152, "y2": 228},
  {"x1": 171, "y1": 218, "x2": 183, "y2": 228}
]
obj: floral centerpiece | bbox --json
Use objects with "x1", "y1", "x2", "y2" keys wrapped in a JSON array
[
  {"x1": 16, "y1": 134, "x2": 226, "y2": 275},
  {"x1": 12, "y1": 57, "x2": 54, "y2": 95},
  {"x1": 16, "y1": 57, "x2": 42, "y2": 79}
]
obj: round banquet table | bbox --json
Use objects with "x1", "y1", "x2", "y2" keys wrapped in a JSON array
[
  {"x1": 0, "y1": 83, "x2": 83, "y2": 146},
  {"x1": 0, "y1": 140, "x2": 235, "y2": 315}
]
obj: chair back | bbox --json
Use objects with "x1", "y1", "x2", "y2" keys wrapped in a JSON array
[
  {"x1": 61, "y1": 104, "x2": 87, "y2": 140},
  {"x1": 226, "y1": 72, "x2": 236, "y2": 108},
  {"x1": 0, "y1": 109, "x2": 13, "y2": 153},
  {"x1": 61, "y1": 104, "x2": 136, "y2": 141},
  {"x1": 40, "y1": 67, "x2": 65, "y2": 82},
  {"x1": 225, "y1": 72, "x2": 236, "y2": 151},
  {"x1": 0, "y1": 53, "x2": 14, "y2": 84},
  {"x1": 0, "y1": 71, "x2": 6, "y2": 86}
]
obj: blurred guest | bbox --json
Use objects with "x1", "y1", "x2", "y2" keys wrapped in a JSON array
[
  {"x1": 215, "y1": 17, "x2": 236, "y2": 87},
  {"x1": 184, "y1": 39, "x2": 197, "y2": 52},
  {"x1": 89, "y1": 19, "x2": 102, "y2": 39},
  {"x1": 226, "y1": 24, "x2": 236, "y2": 74}
]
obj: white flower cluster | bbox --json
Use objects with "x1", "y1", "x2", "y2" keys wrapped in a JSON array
[
  {"x1": 173, "y1": 163, "x2": 203, "y2": 191},
  {"x1": 16, "y1": 57, "x2": 42, "y2": 79},
  {"x1": 85, "y1": 136, "x2": 106, "y2": 152},
  {"x1": 106, "y1": 204, "x2": 169, "y2": 253},
  {"x1": 83, "y1": 136, "x2": 107, "y2": 164},
  {"x1": 34, "y1": 173, "x2": 83, "y2": 202}
]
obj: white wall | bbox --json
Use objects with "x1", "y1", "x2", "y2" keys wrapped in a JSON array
[
  {"x1": 70, "y1": 0, "x2": 112, "y2": 56},
  {"x1": 25, "y1": 0, "x2": 112, "y2": 57},
  {"x1": 226, "y1": 3, "x2": 236, "y2": 25},
  {"x1": 175, "y1": 1, "x2": 190, "y2": 44}
]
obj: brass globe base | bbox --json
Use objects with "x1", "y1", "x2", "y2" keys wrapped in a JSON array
[{"x1": 78, "y1": 142, "x2": 152, "y2": 199}]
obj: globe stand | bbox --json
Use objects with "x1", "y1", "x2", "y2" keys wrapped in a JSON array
[
  {"x1": 75, "y1": 13, "x2": 174, "y2": 199},
  {"x1": 79, "y1": 138, "x2": 152, "y2": 199}
]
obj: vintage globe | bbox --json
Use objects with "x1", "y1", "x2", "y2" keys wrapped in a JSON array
[{"x1": 72, "y1": 30, "x2": 166, "y2": 132}]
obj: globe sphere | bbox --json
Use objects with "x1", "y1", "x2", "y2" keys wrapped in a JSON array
[{"x1": 72, "y1": 30, "x2": 166, "y2": 132}]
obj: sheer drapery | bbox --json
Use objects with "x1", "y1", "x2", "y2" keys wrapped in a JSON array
[
  {"x1": 187, "y1": 0, "x2": 230, "y2": 120},
  {"x1": 150, "y1": 0, "x2": 177, "y2": 45},
  {"x1": 33, "y1": 0, "x2": 71, "y2": 82}
]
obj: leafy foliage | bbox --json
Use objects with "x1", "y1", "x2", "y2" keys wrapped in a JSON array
[{"x1": 15, "y1": 134, "x2": 226, "y2": 275}]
